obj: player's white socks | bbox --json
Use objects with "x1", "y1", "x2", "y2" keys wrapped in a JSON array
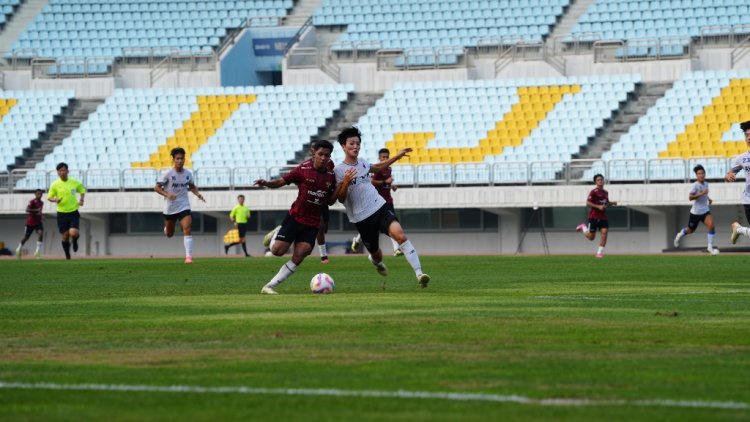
[
  {"x1": 35, "y1": 241, "x2": 42, "y2": 254},
  {"x1": 597, "y1": 246, "x2": 605, "y2": 254},
  {"x1": 399, "y1": 240, "x2": 424, "y2": 276},
  {"x1": 707, "y1": 230, "x2": 715, "y2": 249},
  {"x1": 266, "y1": 260, "x2": 297, "y2": 288},
  {"x1": 184, "y1": 235, "x2": 193, "y2": 257},
  {"x1": 738, "y1": 225, "x2": 750, "y2": 237},
  {"x1": 318, "y1": 244, "x2": 328, "y2": 257},
  {"x1": 391, "y1": 238, "x2": 400, "y2": 252},
  {"x1": 16, "y1": 243, "x2": 21, "y2": 252}
]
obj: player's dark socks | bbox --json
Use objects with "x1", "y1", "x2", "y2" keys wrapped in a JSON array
[
  {"x1": 71, "y1": 236, "x2": 78, "y2": 253},
  {"x1": 62, "y1": 241, "x2": 71, "y2": 260},
  {"x1": 241, "y1": 243, "x2": 249, "y2": 257},
  {"x1": 224, "y1": 244, "x2": 231, "y2": 254}
]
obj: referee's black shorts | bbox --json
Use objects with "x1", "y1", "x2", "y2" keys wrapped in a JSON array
[{"x1": 56, "y1": 211, "x2": 80, "y2": 234}]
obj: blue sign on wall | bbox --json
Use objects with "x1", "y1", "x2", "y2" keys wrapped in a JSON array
[{"x1": 253, "y1": 37, "x2": 292, "y2": 56}]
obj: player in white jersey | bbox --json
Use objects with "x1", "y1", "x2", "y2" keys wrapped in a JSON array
[
  {"x1": 334, "y1": 127, "x2": 431, "y2": 288},
  {"x1": 726, "y1": 120, "x2": 750, "y2": 244},
  {"x1": 155, "y1": 147, "x2": 205, "y2": 263},
  {"x1": 673, "y1": 165, "x2": 717, "y2": 254}
]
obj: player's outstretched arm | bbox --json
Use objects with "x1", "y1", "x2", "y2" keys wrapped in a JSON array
[
  {"x1": 188, "y1": 184, "x2": 205, "y2": 202},
  {"x1": 254, "y1": 178, "x2": 287, "y2": 189},
  {"x1": 725, "y1": 166, "x2": 741, "y2": 182},
  {"x1": 371, "y1": 148, "x2": 412, "y2": 173}
]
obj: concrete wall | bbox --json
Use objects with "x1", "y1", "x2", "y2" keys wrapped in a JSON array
[{"x1": 1, "y1": 184, "x2": 746, "y2": 257}]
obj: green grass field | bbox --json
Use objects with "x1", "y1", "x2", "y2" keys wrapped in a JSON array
[{"x1": 1, "y1": 255, "x2": 749, "y2": 421}]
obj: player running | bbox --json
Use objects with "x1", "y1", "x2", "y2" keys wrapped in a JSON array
[
  {"x1": 350, "y1": 147, "x2": 402, "y2": 257},
  {"x1": 16, "y1": 189, "x2": 44, "y2": 259},
  {"x1": 47, "y1": 162, "x2": 85, "y2": 260},
  {"x1": 726, "y1": 120, "x2": 750, "y2": 244},
  {"x1": 225, "y1": 194, "x2": 251, "y2": 257},
  {"x1": 155, "y1": 147, "x2": 205, "y2": 264},
  {"x1": 254, "y1": 140, "x2": 349, "y2": 294},
  {"x1": 334, "y1": 127, "x2": 430, "y2": 288},
  {"x1": 673, "y1": 165, "x2": 717, "y2": 254},
  {"x1": 575, "y1": 173, "x2": 617, "y2": 258}
]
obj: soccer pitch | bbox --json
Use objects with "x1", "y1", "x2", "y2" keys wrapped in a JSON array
[{"x1": 1, "y1": 255, "x2": 748, "y2": 421}]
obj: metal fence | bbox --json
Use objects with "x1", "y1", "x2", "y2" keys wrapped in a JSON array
[{"x1": 0, "y1": 158, "x2": 737, "y2": 193}]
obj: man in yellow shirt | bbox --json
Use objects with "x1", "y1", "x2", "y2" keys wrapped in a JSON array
[
  {"x1": 47, "y1": 162, "x2": 85, "y2": 260},
  {"x1": 225, "y1": 194, "x2": 251, "y2": 257}
]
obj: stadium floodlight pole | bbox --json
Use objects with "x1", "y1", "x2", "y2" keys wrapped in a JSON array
[{"x1": 515, "y1": 202, "x2": 549, "y2": 256}]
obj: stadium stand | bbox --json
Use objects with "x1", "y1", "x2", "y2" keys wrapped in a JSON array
[
  {"x1": 0, "y1": 89, "x2": 74, "y2": 172},
  {"x1": 349, "y1": 75, "x2": 639, "y2": 184},
  {"x1": 569, "y1": 0, "x2": 750, "y2": 56},
  {"x1": 314, "y1": 0, "x2": 569, "y2": 49},
  {"x1": 597, "y1": 69, "x2": 750, "y2": 181},
  {"x1": 15, "y1": 84, "x2": 352, "y2": 190},
  {"x1": 0, "y1": 0, "x2": 21, "y2": 28},
  {"x1": 9, "y1": 0, "x2": 291, "y2": 62}
]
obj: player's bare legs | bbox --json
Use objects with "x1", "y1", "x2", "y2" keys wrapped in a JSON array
[
  {"x1": 164, "y1": 219, "x2": 177, "y2": 237},
  {"x1": 387, "y1": 220, "x2": 430, "y2": 287},
  {"x1": 262, "y1": 241, "x2": 312, "y2": 294},
  {"x1": 180, "y1": 216, "x2": 193, "y2": 262}
]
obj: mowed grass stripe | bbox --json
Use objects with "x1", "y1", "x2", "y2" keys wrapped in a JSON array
[{"x1": 0, "y1": 256, "x2": 749, "y2": 420}]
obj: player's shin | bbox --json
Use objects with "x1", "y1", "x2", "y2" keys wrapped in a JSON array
[
  {"x1": 266, "y1": 260, "x2": 297, "y2": 288},
  {"x1": 399, "y1": 240, "x2": 424, "y2": 276},
  {"x1": 184, "y1": 235, "x2": 193, "y2": 257}
]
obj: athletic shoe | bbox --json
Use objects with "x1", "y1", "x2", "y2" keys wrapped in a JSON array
[
  {"x1": 34, "y1": 250, "x2": 41, "y2": 259},
  {"x1": 224, "y1": 244, "x2": 230, "y2": 255},
  {"x1": 673, "y1": 233, "x2": 681, "y2": 248},
  {"x1": 351, "y1": 237, "x2": 361, "y2": 253},
  {"x1": 575, "y1": 223, "x2": 586, "y2": 232},
  {"x1": 731, "y1": 222, "x2": 740, "y2": 245},
  {"x1": 707, "y1": 248, "x2": 720, "y2": 256},
  {"x1": 184, "y1": 256, "x2": 193, "y2": 264},
  {"x1": 261, "y1": 286, "x2": 278, "y2": 295},
  {"x1": 15, "y1": 248, "x2": 21, "y2": 259},
  {"x1": 393, "y1": 249, "x2": 404, "y2": 257},
  {"x1": 417, "y1": 273, "x2": 430, "y2": 288},
  {"x1": 262, "y1": 225, "x2": 281, "y2": 247},
  {"x1": 320, "y1": 256, "x2": 329, "y2": 264},
  {"x1": 595, "y1": 251, "x2": 604, "y2": 258},
  {"x1": 375, "y1": 262, "x2": 388, "y2": 276},
  {"x1": 71, "y1": 237, "x2": 78, "y2": 253}
]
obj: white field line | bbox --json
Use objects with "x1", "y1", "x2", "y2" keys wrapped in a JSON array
[{"x1": 0, "y1": 381, "x2": 747, "y2": 410}]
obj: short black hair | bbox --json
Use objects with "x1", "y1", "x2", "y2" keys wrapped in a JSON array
[
  {"x1": 337, "y1": 127, "x2": 362, "y2": 145},
  {"x1": 314, "y1": 139, "x2": 334, "y2": 152},
  {"x1": 741, "y1": 120, "x2": 750, "y2": 132},
  {"x1": 693, "y1": 164, "x2": 705, "y2": 174},
  {"x1": 35, "y1": 188, "x2": 43, "y2": 193},
  {"x1": 56, "y1": 162, "x2": 68, "y2": 171},
  {"x1": 170, "y1": 147, "x2": 186, "y2": 158},
  {"x1": 593, "y1": 173, "x2": 604, "y2": 182},
  {"x1": 237, "y1": 194, "x2": 245, "y2": 199},
  {"x1": 378, "y1": 148, "x2": 390, "y2": 155}
]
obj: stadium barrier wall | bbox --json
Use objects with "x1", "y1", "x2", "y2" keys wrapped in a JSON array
[{"x1": 0, "y1": 184, "x2": 744, "y2": 256}]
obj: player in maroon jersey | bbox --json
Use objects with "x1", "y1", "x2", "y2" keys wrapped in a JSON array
[
  {"x1": 253, "y1": 140, "x2": 353, "y2": 294},
  {"x1": 575, "y1": 174, "x2": 617, "y2": 258},
  {"x1": 350, "y1": 148, "x2": 402, "y2": 256},
  {"x1": 16, "y1": 189, "x2": 45, "y2": 259}
]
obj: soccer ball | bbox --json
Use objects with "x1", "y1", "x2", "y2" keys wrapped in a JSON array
[
  {"x1": 710, "y1": 248, "x2": 720, "y2": 256},
  {"x1": 310, "y1": 273, "x2": 335, "y2": 294}
]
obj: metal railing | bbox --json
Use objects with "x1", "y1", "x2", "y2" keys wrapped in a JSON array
[
  {"x1": 0, "y1": 158, "x2": 737, "y2": 193},
  {"x1": 731, "y1": 34, "x2": 750, "y2": 68},
  {"x1": 593, "y1": 37, "x2": 693, "y2": 62},
  {"x1": 699, "y1": 23, "x2": 750, "y2": 48}
]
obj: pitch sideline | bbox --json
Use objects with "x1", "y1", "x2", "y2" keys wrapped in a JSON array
[{"x1": 0, "y1": 381, "x2": 747, "y2": 410}]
